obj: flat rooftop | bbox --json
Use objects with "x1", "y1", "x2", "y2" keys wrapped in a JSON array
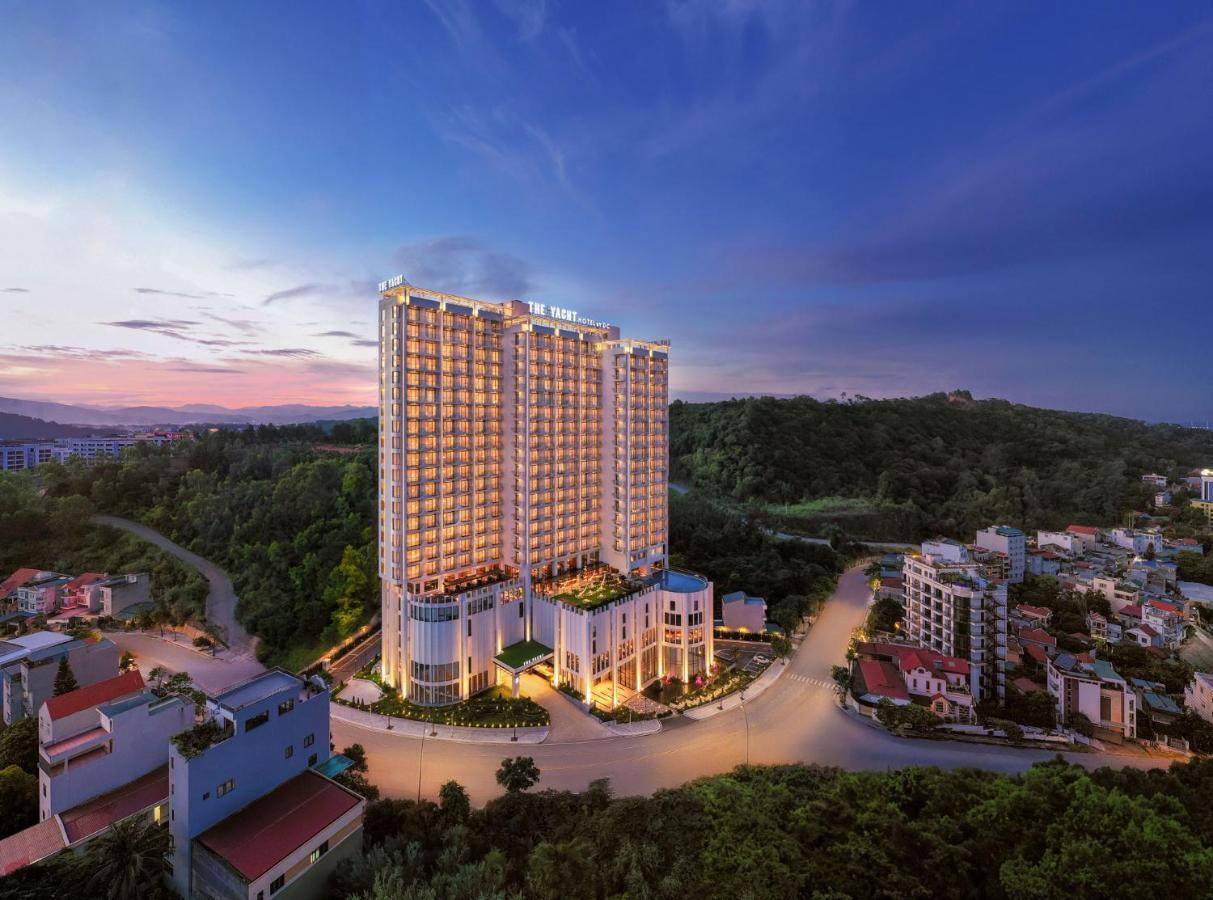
[{"x1": 213, "y1": 670, "x2": 301, "y2": 711}]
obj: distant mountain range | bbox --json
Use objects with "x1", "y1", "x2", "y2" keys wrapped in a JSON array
[{"x1": 0, "y1": 396, "x2": 378, "y2": 429}]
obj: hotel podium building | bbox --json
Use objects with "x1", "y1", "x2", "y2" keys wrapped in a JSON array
[{"x1": 377, "y1": 280, "x2": 713, "y2": 709}]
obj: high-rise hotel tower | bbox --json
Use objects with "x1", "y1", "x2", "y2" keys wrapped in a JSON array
[{"x1": 378, "y1": 279, "x2": 713, "y2": 708}]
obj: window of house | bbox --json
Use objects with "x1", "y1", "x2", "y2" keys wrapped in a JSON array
[
  {"x1": 278, "y1": 699, "x2": 295, "y2": 716},
  {"x1": 308, "y1": 753, "x2": 318, "y2": 766},
  {"x1": 202, "y1": 791, "x2": 210, "y2": 800},
  {"x1": 216, "y1": 779, "x2": 235, "y2": 798},
  {"x1": 304, "y1": 733, "x2": 315, "y2": 748},
  {"x1": 309, "y1": 840, "x2": 329, "y2": 864},
  {"x1": 245, "y1": 711, "x2": 269, "y2": 732},
  {"x1": 270, "y1": 874, "x2": 286, "y2": 894},
  {"x1": 285, "y1": 745, "x2": 294, "y2": 759}
]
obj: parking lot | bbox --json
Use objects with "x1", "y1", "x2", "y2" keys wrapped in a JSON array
[{"x1": 714, "y1": 640, "x2": 773, "y2": 675}]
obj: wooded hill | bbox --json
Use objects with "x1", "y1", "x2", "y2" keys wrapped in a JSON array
[{"x1": 670, "y1": 391, "x2": 1213, "y2": 540}]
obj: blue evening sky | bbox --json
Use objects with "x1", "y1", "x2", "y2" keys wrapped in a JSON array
[{"x1": 1, "y1": 2, "x2": 1211, "y2": 419}]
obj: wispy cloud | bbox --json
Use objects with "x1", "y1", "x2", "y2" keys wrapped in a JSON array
[
  {"x1": 3, "y1": 287, "x2": 29, "y2": 293},
  {"x1": 135, "y1": 287, "x2": 206, "y2": 299},
  {"x1": 351, "y1": 339, "x2": 379, "y2": 348},
  {"x1": 263, "y1": 283, "x2": 323, "y2": 306},
  {"x1": 393, "y1": 235, "x2": 534, "y2": 298},
  {"x1": 315, "y1": 329, "x2": 359, "y2": 338},
  {"x1": 168, "y1": 364, "x2": 244, "y2": 375},
  {"x1": 200, "y1": 311, "x2": 264, "y2": 335},
  {"x1": 240, "y1": 348, "x2": 321, "y2": 359}
]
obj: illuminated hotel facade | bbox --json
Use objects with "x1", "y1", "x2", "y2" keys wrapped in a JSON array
[{"x1": 377, "y1": 279, "x2": 713, "y2": 708}]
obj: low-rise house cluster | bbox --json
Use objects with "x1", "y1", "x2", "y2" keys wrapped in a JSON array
[
  {"x1": 1046, "y1": 652, "x2": 1137, "y2": 742},
  {"x1": 1, "y1": 567, "x2": 151, "y2": 619},
  {"x1": 0, "y1": 651, "x2": 362, "y2": 899}
]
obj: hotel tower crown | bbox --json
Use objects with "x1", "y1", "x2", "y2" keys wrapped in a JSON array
[{"x1": 377, "y1": 279, "x2": 712, "y2": 709}]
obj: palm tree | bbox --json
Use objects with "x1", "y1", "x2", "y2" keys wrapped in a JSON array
[{"x1": 84, "y1": 817, "x2": 171, "y2": 899}]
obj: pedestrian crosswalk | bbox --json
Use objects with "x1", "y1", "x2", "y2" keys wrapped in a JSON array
[{"x1": 787, "y1": 673, "x2": 833, "y2": 689}]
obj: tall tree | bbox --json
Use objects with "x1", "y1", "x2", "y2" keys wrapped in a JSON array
[{"x1": 53, "y1": 656, "x2": 78, "y2": 696}]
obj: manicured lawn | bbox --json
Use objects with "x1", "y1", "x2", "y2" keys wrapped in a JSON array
[
  {"x1": 368, "y1": 685, "x2": 549, "y2": 728},
  {"x1": 555, "y1": 579, "x2": 642, "y2": 610}
]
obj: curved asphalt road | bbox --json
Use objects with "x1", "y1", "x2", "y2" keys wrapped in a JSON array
[
  {"x1": 334, "y1": 565, "x2": 1169, "y2": 806},
  {"x1": 93, "y1": 515, "x2": 258, "y2": 659}
]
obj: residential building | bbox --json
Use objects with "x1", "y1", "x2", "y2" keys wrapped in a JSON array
[
  {"x1": 377, "y1": 282, "x2": 711, "y2": 710},
  {"x1": 720, "y1": 592, "x2": 767, "y2": 633},
  {"x1": 1130, "y1": 678, "x2": 1182, "y2": 731},
  {"x1": 1155, "y1": 490, "x2": 1173, "y2": 508},
  {"x1": 855, "y1": 642, "x2": 975, "y2": 722},
  {"x1": 1013, "y1": 604, "x2": 1052, "y2": 628},
  {"x1": 0, "y1": 568, "x2": 42, "y2": 602},
  {"x1": 94, "y1": 573, "x2": 151, "y2": 617},
  {"x1": 1026, "y1": 548, "x2": 1062, "y2": 577},
  {"x1": 1047, "y1": 652, "x2": 1137, "y2": 741},
  {"x1": 1092, "y1": 575, "x2": 1141, "y2": 613},
  {"x1": 13, "y1": 572, "x2": 71, "y2": 615},
  {"x1": 1195, "y1": 470, "x2": 1213, "y2": 525},
  {"x1": 191, "y1": 770, "x2": 364, "y2": 900},
  {"x1": 1064, "y1": 525, "x2": 1101, "y2": 552},
  {"x1": 1108, "y1": 527, "x2": 1164, "y2": 556},
  {"x1": 1141, "y1": 598, "x2": 1186, "y2": 649},
  {"x1": 1141, "y1": 473, "x2": 1168, "y2": 488},
  {"x1": 902, "y1": 539, "x2": 1007, "y2": 704},
  {"x1": 1036, "y1": 530, "x2": 1084, "y2": 556},
  {"x1": 58, "y1": 573, "x2": 106, "y2": 612},
  {"x1": 1, "y1": 637, "x2": 119, "y2": 725},
  {"x1": 38, "y1": 670, "x2": 191, "y2": 820},
  {"x1": 0, "y1": 433, "x2": 183, "y2": 471},
  {"x1": 168, "y1": 670, "x2": 336, "y2": 899},
  {"x1": 974, "y1": 525, "x2": 1026, "y2": 583},
  {"x1": 1184, "y1": 672, "x2": 1213, "y2": 724}
]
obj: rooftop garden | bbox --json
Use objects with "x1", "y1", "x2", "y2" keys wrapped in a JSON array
[
  {"x1": 359, "y1": 685, "x2": 549, "y2": 729},
  {"x1": 549, "y1": 573, "x2": 646, "y2": 611},
  {"x1": 170, "y1": 718, "x2": 232, "y2": 759}
]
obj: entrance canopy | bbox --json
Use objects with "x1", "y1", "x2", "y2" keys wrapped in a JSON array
[{"x1": 493, "y1": 639, "x2": 554, "y2": 675}]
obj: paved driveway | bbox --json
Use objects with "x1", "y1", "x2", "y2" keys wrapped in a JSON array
[
  {"x1": 93, "y1": 515, "x2": 257, "y2": 659},
  {"x1": 107, "y1": 631, "x2": 265, "y2": 694}
]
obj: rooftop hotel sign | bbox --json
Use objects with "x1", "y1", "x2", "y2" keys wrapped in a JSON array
[
  {"x1": 526, "y1": 301, "x2": 612, "y2": 330},
  {"x1": 378, "y1": 274, "x2": 408, "y2": 292}
]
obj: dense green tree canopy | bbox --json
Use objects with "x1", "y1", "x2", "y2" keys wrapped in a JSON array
[{"x1": 671, "y1": 393, "x2": 1213, "y2": 539}]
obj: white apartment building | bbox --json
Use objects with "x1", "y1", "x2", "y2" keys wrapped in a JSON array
[
  {"x1": 1185, "y1": 672, "x2": 1213, "y2": 724},
  {"x1": 902, "y1": 540, "x2": 1007, "y2": 704},
  {"x1": 974, "y1": 525, "x2": 1026, "y2": 584},
  {"x1": 38, "y1": 670, "x2": 191, "y2": 820},
  {"x1": 1047, "y1": 653, "x2": 1136, "y2": 741},
  {"x1": 378, "y1": 281, "x2": 712, "y2": 708},
  {"x1": 1036, "y1": 530, "x2": 1083, "y2": 556}
]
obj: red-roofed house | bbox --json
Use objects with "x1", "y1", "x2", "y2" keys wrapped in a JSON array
[
  {"x1": 853, "y1": 642, "x2": 975, "y2": 721},
  {"x1": 1018, "y1": 627, "x2": 1057, "y2": 656},
  {"x1": 192, "y1": 770, "x2": 365, "y2": 900},
  {"x1": 58, "y1": 573, "x2": 106, "y2": 612},
  {"x1": 42, "y1": 670, "x2": 144, "y2": 731},
  {"x1": 0, "y1": 568, "x2": 39, "y2": 602},
  {"x1": 1024, "y1": 643, "x2": 1050, "y2": 667},
  {"x1": 1012, "y1": 676, "x2": 1042, "y2": 694},
  {"x1": 1014, "y1": 605, "x2": 1053, "y2": 627},
  {"x1": 1118, "y1": 604, "x2": 1144, "y2": 628},
  {"x1": 1065, "y1": 525, "x2": 1101, "y2": 552},
  {"x1": 854, "y1": 658, "x2": 911, "y2": 707}
]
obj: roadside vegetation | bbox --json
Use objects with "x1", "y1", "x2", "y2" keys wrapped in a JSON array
[
  {"x1": 319, "y1": 757, "x2": 1213, "y2": 899},
  {"x1": 0, "y1": 421, "x2": 377, "y2": 669}
]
